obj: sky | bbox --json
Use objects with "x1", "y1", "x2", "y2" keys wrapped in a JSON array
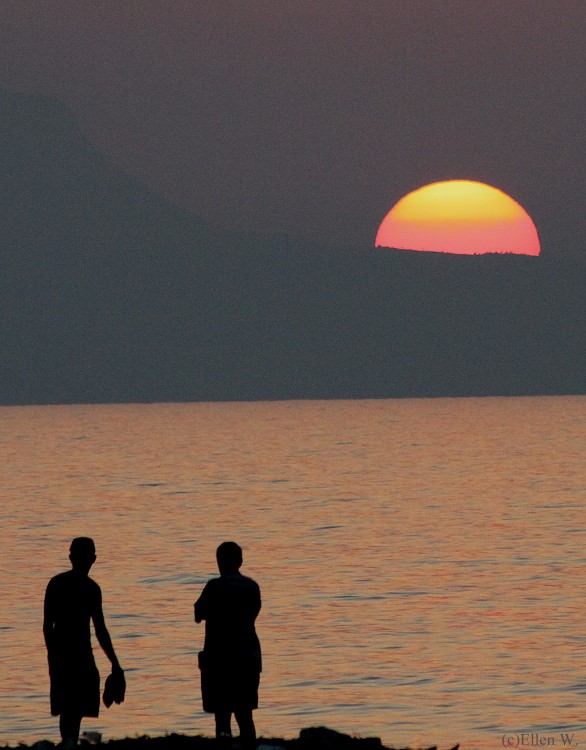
[{"x1": 1, "y1": 0, "x2": 584, "y2": 256}]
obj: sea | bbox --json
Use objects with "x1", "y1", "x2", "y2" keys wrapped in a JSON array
[{"x1": 1, "y1": 397, "x2": 585, "y2": 749}]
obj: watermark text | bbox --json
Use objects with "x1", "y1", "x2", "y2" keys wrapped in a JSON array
[{"x1": 502, "y1": 734, "x2": 578, "y2": 748}]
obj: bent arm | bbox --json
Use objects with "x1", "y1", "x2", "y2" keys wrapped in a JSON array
[
  {"x1": 194, "y1": 583, "x2": 209, "y2": 623},
  {"x1": 194, "y1": 598, "x2": 205, "y2": 623}
]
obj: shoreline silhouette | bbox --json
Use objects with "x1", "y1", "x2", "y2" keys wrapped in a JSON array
[{"x1": 1, "y1": 726, "x2": 459, "y2": 750}]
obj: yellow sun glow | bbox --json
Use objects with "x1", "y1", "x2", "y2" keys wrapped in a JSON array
[{"x1": 375, "y1": 180, "x2": 540, "y2": 255}]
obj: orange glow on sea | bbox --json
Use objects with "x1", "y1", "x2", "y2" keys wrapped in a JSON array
[{"x1": 1, "y1": 398, "x2": 585, "y2": 747}]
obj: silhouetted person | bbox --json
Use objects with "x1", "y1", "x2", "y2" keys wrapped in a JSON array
[
  {"x1": 43, "y1": 538, "x2": 124, "y2": 746},
  {"x1": 194, "y1": 542, "x2": 261, "y2": 749}
]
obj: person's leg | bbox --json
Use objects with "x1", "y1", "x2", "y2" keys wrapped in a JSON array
[
  {"x1": 235, "y1": 710, "x2": 256, "y2": 750},
  {"x1": 59, "y1": 713, "x2": 81, "y2": 744},
  {"x1": 214, "y1": 710, "x2": 232, "y2": 739}
]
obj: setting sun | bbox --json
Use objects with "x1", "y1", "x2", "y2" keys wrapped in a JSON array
[{"x1": 375, "y1": 180, "x2": 540, "y2": 255}]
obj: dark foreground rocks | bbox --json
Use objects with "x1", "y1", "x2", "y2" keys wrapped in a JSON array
[{"x1": 5, "y1": 726, "x2": 459, "y2": 750}]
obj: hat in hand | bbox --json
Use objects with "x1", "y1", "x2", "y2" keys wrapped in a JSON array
[{"x1": 103, "y1": 668, "x2": 126, "y2": 708}]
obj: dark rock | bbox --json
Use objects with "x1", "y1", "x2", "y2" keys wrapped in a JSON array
[
  {"x1": 297, "y1": 726, "x2": 382, "y2": 749},
  {"x1": 2, "y1": 729, "x2": 461, "y2": 750}
]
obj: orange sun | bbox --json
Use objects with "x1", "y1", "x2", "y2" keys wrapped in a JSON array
[{"x1": 375, "y1": 180, "x2": 540, "y2": 255}]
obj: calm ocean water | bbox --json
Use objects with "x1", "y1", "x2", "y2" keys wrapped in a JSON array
[{"x1": 1, "y1": 397, "x2": 585, "y2": 749}]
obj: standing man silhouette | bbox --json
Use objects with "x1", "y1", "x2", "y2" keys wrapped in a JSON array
[
  {"x1": 195, "y1": 542, "x2": 262, "y2": 750},
  {"x1": 43, "y1": 537, "x2": 124, "y2": 746}
]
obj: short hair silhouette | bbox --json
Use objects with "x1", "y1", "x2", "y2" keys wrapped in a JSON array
[
  {"x1": 70, "y1": 537, "x2": 96, "y2": 562},
  {"x1": 216, "y1": 541, "x2": 243, "y2": 574}
]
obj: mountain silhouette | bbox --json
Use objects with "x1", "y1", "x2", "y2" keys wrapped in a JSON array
[{"x1": 1, "y1": 90, "x2": 584, "y2": 405}]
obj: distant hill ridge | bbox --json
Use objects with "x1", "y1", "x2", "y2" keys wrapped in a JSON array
[{"x1": 0, "y1": 90, "x2": 584, "y2": 405}]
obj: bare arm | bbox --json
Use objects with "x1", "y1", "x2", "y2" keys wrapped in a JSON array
[
  {"x1": 254, "y1": 586, "x2": 261, "y2": 620},
  {"x1": 43, "y1": 584, "x2": 55, "y2": 653},
  {"x1": 92, "y1": 588, "x2": 122, "y2": 671}
]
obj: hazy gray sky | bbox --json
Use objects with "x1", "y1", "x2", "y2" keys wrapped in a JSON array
[{"x1": 1, "y1": 1, "x2": 584, "y2": 254}]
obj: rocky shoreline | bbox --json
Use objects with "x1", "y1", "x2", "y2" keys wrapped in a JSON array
[{"x1": 4, "y1": 727, "x2": 459, "y2": 750}]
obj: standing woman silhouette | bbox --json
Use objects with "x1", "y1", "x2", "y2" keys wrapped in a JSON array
[
  {"x1": 43, "y1": 538, "x2": 124, "y2": 746},
  {"x1": 194, "y1": 542, "x2": 262, "y2": 749}
]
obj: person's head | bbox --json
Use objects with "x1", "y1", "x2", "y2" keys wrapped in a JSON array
[
  {"x1": 216, "y1": 541, "x2": 243, "y2": 574},
  {"x1": 69, "y1": 537, "x2": 96, "y2": 574}
]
